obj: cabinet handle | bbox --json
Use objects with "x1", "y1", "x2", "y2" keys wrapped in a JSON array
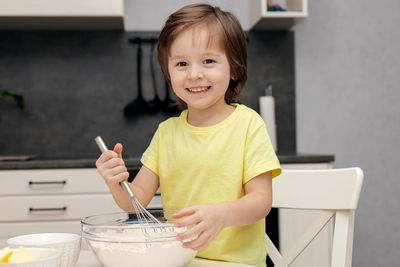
[
  {"x1": 29, "y1": 207, "x2": 67, "y2": 212},
  {"x1": 29, "y1": 180, "x2": 67, "y2": 185}
]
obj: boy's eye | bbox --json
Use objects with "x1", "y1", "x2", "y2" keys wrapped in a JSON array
[
  {"x1": 177, "y1": 61, "x2": 187, "y2": 67},
  {"x1": 203, "y1": 59, "x2": 215, "y2": 64}
]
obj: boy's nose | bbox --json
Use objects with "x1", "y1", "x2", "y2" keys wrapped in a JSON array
[{"x1": 188, "y1": 66, "x2": 204, "y2": 80}]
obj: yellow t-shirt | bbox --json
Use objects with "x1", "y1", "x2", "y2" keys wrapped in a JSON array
[{"x1": 141, "y1": 104, "x2": 281, "y2": 267}]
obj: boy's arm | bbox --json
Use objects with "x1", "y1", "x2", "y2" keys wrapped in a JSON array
[
  {"x1": 223, "y1": 171, "x2": 273, "y2": 226},
  {"x1": 129, "y1": 165, "x2": 160, "y2": 209}
]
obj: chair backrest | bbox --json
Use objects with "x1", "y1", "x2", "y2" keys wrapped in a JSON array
[{"x1": 266, "y1": 167, "x2": 364, "y2": 267}]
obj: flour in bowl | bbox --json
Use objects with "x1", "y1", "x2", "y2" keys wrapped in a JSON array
[{"x1": 87, "y1": 226, "x2": 197, "y2": 267}]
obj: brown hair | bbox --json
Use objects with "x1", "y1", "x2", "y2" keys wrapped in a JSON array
[{"x1": 157, "y1": 3, "x2": 247, "y2": 109}]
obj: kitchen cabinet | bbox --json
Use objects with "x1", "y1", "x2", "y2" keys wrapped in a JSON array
[
  {"x1": 0, "y1": 168, "x2": 161, "y2": 247},
  {"x1": 248, "y1": 0, "x2": 308, "y2": 30},
  {"x1": 0, "y1": 0, "x2": 124, "y2": 29},
  {"x1": 279, "y1": 162, "x2": 333, "y2": 267}
]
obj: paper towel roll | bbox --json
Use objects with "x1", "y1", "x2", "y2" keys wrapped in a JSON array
[{"x1": 259, "y1": 96, "x2": 277, "y2": 151}]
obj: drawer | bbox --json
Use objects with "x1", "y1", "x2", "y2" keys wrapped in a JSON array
[
  {"x1": 0, "y1": 194, "x2": 163, "y2": 222},
  {"x1": 0, "y1": 169, "x2": 108, "y2": 195},
  {"x1": 0, "y1": 194, "x2": 121, "y2": 222}
]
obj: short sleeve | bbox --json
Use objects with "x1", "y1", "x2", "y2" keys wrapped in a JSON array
[
  {"x1": 140, "y1": 127, "x2": 160, "y2": 175},
  {"x1": 243, "y1": 116, "x2": 281, "y2": 183}
]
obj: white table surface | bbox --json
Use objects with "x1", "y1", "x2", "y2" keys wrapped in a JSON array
[{"x1": 76, "y1": 250, "x2": 255, "y2": 267}]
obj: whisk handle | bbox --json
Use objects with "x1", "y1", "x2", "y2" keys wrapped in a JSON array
[
  {"x1": 95, "y1": 136, "x2": 108, "y2": 152},
  {"x1": 121, "y1": 181, "x2": 135, "y2": 199}
]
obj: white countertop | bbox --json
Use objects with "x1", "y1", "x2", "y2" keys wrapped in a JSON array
[{"x1": 76, "y1": 250, "x2": 255, "y2": 267}]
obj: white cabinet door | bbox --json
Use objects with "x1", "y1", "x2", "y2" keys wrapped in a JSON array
[
  {"x1": 0, "y1": 0, "x2": 123, "y2": 16},
  {"x1": 0, "y1": 169, "x2": 108, "y2": 196},
  {"x1": 0, "y1": 194, "x2": 121, "y2": 221}
]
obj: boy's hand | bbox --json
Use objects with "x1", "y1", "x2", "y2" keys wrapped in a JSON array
[
  {"x1": 95, "y1": 143, "x2": 129, "y2": 189},
  {"x1": 173, "y1": 204, "x2": 227, "y2": 251}
]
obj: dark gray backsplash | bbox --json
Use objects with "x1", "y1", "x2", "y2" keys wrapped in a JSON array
[{"x1": 0, "y1": 30, "x2": 295, "y2": 159}]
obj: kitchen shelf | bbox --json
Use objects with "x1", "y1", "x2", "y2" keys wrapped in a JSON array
[
  {"x1": 249, "y1": 0, "x2": 308, "y2": 30},
  {"x1": 0, "y1": 0, "x2": 124, "y2": 29}
]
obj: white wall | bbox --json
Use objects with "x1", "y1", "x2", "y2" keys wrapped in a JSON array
[{"x1": 294, "y1": 1, "x2": 400, "y2": 266}]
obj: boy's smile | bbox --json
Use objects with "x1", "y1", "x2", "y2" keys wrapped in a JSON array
[
  {"x1": 186, "y1": 86, "x2": 211, "y2": 93},
  {"x1": 168, "y1": 25, "x2": 232, "y2": 116}
]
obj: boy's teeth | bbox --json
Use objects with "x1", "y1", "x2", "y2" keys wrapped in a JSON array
[{"x1": 188, "y1": 87, "x2": 209, "y2": 92}]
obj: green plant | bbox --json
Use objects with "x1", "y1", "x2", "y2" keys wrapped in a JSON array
[{"x1": 1, "y1": 90, "x2": 25, "y2": 110}]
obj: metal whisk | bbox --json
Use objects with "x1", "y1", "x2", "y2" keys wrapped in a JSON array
[{"x1": 94, "y1": 136, "x2": 163, "y2": 229}]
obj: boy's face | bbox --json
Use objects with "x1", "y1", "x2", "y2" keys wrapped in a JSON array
[{"x1": 168, "y1": 25, "x2": 231, "y2": 112}]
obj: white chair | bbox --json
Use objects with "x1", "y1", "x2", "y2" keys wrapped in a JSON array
[{"x1": 266, "y1": 167, "x2": 364, "y2": 267}]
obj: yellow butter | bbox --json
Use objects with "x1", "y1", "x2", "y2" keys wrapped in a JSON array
[
  {"x1": 0, "y1": 247, "x2": 13, "y2": 263},
  {"x1": 8, "y1": 246, "x2": 37, "y2": 263}
]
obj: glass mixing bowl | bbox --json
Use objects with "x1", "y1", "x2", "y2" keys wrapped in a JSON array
[{"x1": 81, "y1": 210, "x2": 197, "y2": 267}]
